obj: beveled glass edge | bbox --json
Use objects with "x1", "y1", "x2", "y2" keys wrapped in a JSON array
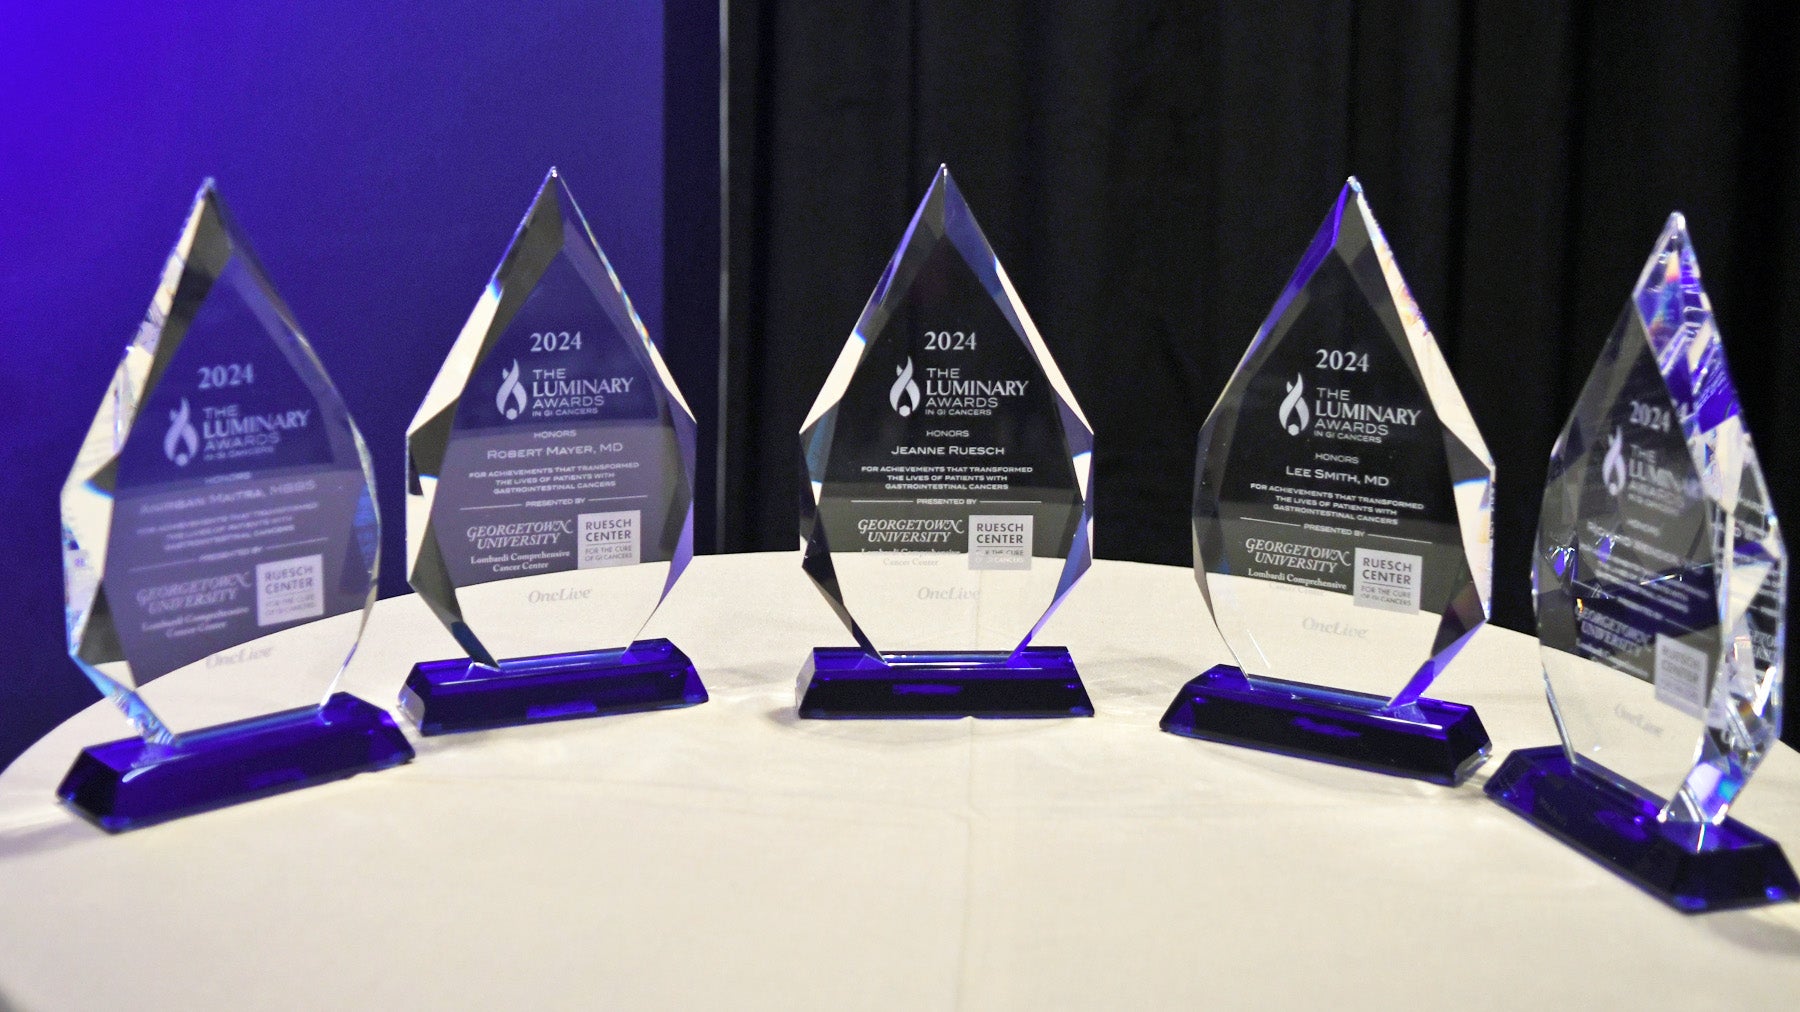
[
  {"x1": 406, "y1": 169, "x2": 699, "y2": 665},
  {"x1": 798, "y1": 166, "x2": 1095, "y2": 656},
  {"x1": 1538, "y1": 217, "x2": 1787, "y2": 826},
  {"x1": 1193, "y1": 178, "x2": 1496, "y2": 707},
  {"x1": 62, "y1": 181, "x2": 381, "y2": 744}
]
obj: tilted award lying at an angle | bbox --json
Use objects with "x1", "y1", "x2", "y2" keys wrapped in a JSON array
[
  {"x1": 1486, "y1": 214, "x2": 1796, "y2": 912},
  {"x1": 796, "y1": 166, "x2": 1096, "y2": 718},
  {"x1": 59, "y1": 181, "x2": 413, "y2": 831},
  {"x1": 1161, "y1": 178, "x2": 1496, "y2": 784},
  {"x1": 401, "y1": 168, "x2": 705, "y2": 734}
]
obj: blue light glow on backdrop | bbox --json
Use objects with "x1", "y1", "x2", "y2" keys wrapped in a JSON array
[{"x1": 0, "y1": 2, "x2": 669, "y2": 766}]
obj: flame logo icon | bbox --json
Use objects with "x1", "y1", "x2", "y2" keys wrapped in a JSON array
[
  {"x1": 1278, "y1": 374, "x2": 1310, "y2": 435},
  {"x1": 889, "y1": 357, "x2": 921, "y2": 417},
  {"x1": 1602, "y1": 427, "x2": 1628, "y2": 497},
  {"x1": 496, "y1": 359, "x2": 528, "y2": 420},
  {"x1": 163, "y1": 398, "x2": 199, "y2": 466}
]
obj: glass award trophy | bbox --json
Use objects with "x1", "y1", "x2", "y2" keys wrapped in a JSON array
[
  {"x1": 58, "y1": 181, "x2": 413, "y2": 832},
  {"x1": 1486, "y1": 215, "x2": 1797, "y2": 911},
  {"x1": 1160, "y1": 178, "x2": 1495, "y2": 784},
  {"x1": 796, "y1": 166, "x2": 1095, "y2": 718},
  {"x1": 401, "y1": 168, "x2": 704, "y2": 735}
]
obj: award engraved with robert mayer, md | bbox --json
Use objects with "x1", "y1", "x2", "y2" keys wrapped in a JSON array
[{"x1": 401, "y1": 169, "x2": 704, "y2": 735}]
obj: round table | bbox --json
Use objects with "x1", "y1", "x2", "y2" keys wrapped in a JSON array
[{"x1": 3, "y1": 553, "x2": 1798, "y2": 1009}]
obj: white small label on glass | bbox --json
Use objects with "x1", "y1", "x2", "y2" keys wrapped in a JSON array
[
  {"x1": 968, "y1": 515, "x2": 1032, "y2": 571},
  {"x1": 1654, "y1": 633, "x2": 1709, "y2": 719},
  {"x1": 255, "y1": 554, "x2": 325, "y2": 627},
  {"x1": 579, "y1": 510, "x2": 640, "y2": 569},
  {"x1": 1352, "y1": 548, "x2": 1422, "y2": 614}
]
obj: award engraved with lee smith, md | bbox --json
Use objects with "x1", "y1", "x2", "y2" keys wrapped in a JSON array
[
  {"x1": 796, "y1": 166, "x2": 1096, "y2": 718},
  {"x1": 58, "y1": 182, "x2": 413, "y2": 831},
  {"x1": 1161, "y1": 178, "x2": 1496, "y2": 784},
  {"x1": 400, "y1": 169, "x2": 704, "y2": 735},
  {"x1": 1486, "y1": 215, "x2": 1797, "y2": 912}
]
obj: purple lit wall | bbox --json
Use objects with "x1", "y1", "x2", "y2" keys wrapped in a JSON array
[{"x1": 0, "y1": 3, "x2": 676, "y2": 766}]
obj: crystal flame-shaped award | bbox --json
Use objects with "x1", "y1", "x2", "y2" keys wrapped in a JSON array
[
  {"x1": 58, "y1": 182, "x2": 413, "y2": 831},
  {"x1": 796, "y1": 166, "x2": 1095, "y2": 718},
  {"x1": 1160, "y1": 179, "x2": 1495, "y2": 783},
  {"x1": 1486, "y1": 216, "x2": 1796, "y2": 911},
  {"x1": 401, "y1": 169, "x2": 704, "y2": 735}
]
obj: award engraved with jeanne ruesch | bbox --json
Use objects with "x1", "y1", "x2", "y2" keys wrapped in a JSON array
[
  {"x1": 796, "y1": 166, "x2": 1095, "y2": 718},
  {"x1": 1160, "y1": 178, "x2": 1495, "y2": 784},
  {"x1": 58, "y1": 181, "x2": 413, "y2": 831},
  {"x1": 1486, "y1": 214, "x2": 1797, "y2": 912},
  {"x1": 400, "y1": 169, "x2": 704, "y2": 734}
]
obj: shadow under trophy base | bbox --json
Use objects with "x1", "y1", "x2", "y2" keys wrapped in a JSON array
[
  {"x1": 401, "y1": 169, "x2": 706, "y2": 736},
  {"x1": 1162, "y1": 178, "x2": 1495, "y2": 785},
  {"x1": 796, "y1": 166, "x2": 1095, "y2": 720},
  {"x1": 1486, "y1": 215, "x2": 1795, "y2": 912}
]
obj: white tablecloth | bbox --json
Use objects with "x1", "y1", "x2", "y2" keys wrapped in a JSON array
[{"x1": 3, "y1": 553, "x2": 1798, "y2": 1010}]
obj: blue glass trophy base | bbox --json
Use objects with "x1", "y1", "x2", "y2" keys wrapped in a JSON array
[
  {"x1": 797, "y1": 647, "x2": 1093, "y2": 719},
  {"x1": 400, "y1": 638, "x2": 706, "y2": 735},
  {"x1": 57, "y1": 692, "x2": 414, "y2": 833},
  {"x1": 1486, "y1": 745, "x2": 1799, "y2": 912},
  {"x1": 1159, "y1": 665, "x2": 1490, "y2": 785}
]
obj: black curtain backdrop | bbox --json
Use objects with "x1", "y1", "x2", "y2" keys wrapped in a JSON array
[{"x1": 725, "y1": 2, "x2": 1800, "y2": 746}]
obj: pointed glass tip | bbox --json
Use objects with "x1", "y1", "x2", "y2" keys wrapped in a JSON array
[
  {"x1": 926, "y1": 164, "x2": 956, "y2": 197},
  {"x1": 1344, "y1": 175, "x2": 1364, "y2": 194},
  {"x1": 1644, "y1": 210, "x2": 1695, "y2": 263},
  {"x1": 171, "y1": 179, "x2": 237, "y2": 270},
  {"x1": 900, "y1": 165, "x2": 966, "y2": 240},
  {"x1": 185, "y1": 179, "x2": 227, "y2": 230},
  {"x1": 521, "y1": 169, "x2": 586, "y2": 238},
  {"x1": 1632, "y1": 211, "x2": 1711, "y2": 349},
  {"x1": 1645, "y1": 211, "x2": 1696, "y2": 271}
]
